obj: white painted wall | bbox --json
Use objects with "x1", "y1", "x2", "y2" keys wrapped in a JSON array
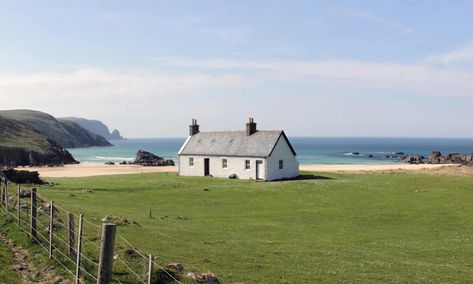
[
  {"x1": 266, "y1": 136, "x2": 299, "y2": 181},
  {"x1": 178, "y1": 155, "x2": 267, "y2": 180}
]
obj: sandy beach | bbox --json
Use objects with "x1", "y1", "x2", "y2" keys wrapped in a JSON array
[
  {"x1": 16, "y1": 164, "x2": 178, "y2": 178},
  {"x1": 299, "y1": 164, "x2": 456, "y2": 172},
  {"x1": 14, "y1": 163, "x2": 460, "y2": 178}
]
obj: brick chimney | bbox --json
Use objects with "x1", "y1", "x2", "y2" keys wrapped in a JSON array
[
  {"x1": 189, "y1": 118, "x2": 200, "y2": 136},
  {"x1": 246, "y1": 117, "x2": 257, "y2": 136}
]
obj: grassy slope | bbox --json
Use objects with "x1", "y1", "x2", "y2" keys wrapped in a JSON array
[
  {"x1": 0, "y1": 115, "x2": 54, "y2": 153},
  {"x1": 0, "y1": 109, "x2": 111, "y2": 148},
  {"x1": 29, "y1": 171, "x2": 473, "y2": 283},
  {"x1": 0, "y1": 240, "x2": 19, "y2": 283}
]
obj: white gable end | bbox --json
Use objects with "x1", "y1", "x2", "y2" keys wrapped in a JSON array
[{"x1": 266, "y1": 136, "x2": 299, "y2": 181}]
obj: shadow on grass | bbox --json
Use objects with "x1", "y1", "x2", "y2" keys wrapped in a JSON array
[
  {"x1": 274, "y1": 174, "x2": 334, "y2": 182},
  {"x1": 296, "y1": 174, "x2": 334, "y2": 180}
]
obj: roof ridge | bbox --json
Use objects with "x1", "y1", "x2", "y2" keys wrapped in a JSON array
[{"x1": 197, "y1": 130, "x2": 283, "y2": 133}]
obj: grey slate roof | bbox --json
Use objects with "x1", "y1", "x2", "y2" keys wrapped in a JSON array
[{"x1": 178, "y1": 130, "x2": 296, "y2": 157}]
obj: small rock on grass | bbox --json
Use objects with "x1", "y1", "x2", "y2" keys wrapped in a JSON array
[{"x1": 166, "y1": 263, "x2": 184, "y2": 272}]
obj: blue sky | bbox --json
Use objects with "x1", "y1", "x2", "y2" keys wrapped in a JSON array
[{"x1": 1, "y1": 1, "x2": 473, "y2": 137}]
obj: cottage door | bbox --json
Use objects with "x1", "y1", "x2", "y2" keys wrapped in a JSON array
[
  {"x1": 204, "y1": 158, "x2": 210, "y2": 176},
  {"x1": 256, "y1": 160, "x2": 263, "y2": 180}
]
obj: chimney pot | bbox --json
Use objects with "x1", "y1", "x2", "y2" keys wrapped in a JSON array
[
  {"x1": 189, "y1": 118, "x2": 200, "y2": 136},
  {"x1": 246, "y1": 117, "x2": 257, "y2": 136}
]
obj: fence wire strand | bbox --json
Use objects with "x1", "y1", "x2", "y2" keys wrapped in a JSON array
[
  {"x1": 119, "y1": 235, "x2": 183, "y2": 284},
  {"x1": 3, "y1": 187, "x2": 184, "y2": 284},
  {"x1": 2, "y1": 209, "x2": 76, "y2": 277}
]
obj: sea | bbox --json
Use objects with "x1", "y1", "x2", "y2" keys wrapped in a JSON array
[{"x1": 68, "y1": 137, "x2": 473, "y2": 165}]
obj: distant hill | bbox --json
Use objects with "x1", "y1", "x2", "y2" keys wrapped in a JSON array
[
  {"x1": 60, "y1": 117, "x2": 124, "y2": 140},
  {"x1": 0, "y1": 115, "x2": 77, "y2": 166},
  {"x1": 0, "y1": 110, "x2": 113, "y2": 148}
]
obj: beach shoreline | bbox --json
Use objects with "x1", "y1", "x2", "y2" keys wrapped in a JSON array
[
  {"x1": 299, "y1": 164, "x2": 456, "y2": 172},
  {"x1": 14, "y1": 163, "x2": 461, "y2": 178}
]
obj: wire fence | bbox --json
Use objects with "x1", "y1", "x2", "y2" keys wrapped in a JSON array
[{"x1": 0, "y1": 181, "x2": 184, "y2": 284}]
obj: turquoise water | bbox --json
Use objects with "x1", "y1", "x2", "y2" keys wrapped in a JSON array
[{"x1": 68, "y1": 137, "x2": 473, "y2": 165}]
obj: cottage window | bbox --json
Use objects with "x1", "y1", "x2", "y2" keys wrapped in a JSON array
[
  {"x1": 222, "y1": 159, "x2": 227, "y2": 168},
  {"x1": 245, "y1": 160, "x2": 251, "y2": 170},
  {"x1": 189, "y1": 157, "x2": 194, "y2": 167},
  {"x1": 279, "y1": 160, "x2": 284, "y2": 169}
]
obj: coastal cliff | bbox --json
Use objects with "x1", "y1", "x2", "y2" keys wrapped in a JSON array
[
  {"x1": 60, "y1": 117, "x2": 124, "y2": 140},
  {"x1": 0, "y1": 116, "x2": 77, "y2": 167},
  {"x1": 0, "y1": 110, "x2": 112, "y2": 148}
]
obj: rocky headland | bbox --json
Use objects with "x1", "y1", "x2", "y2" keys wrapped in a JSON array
[
  {"x1": 60, "y1": 117, "x2": 124, "y2": 140},
  {"x1": 0, "y1": 115, "x2": 78, "y2": 167}
]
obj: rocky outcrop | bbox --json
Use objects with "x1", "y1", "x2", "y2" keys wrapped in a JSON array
[
  {"x1": 1, "y1": 169, "x2": 45, "y2": 184},
  {"x1": 110, "y1": 129, "x2": 123, "y2": 140},
  {"x1": 402, "y1": 151, "x2": 473, "y2": 166},
  {"x1": 133, "y1": 150, "x2": 175, "y2": 166},
  {"x1": 428, "y1": 151, "x2": 473, "y2": 166},
  {"x1": 403, "y1": 155, "x2": 425, "y2": 164},
  {"x1": 0, "y1": 144, "x2": 77, "y2": 167}
]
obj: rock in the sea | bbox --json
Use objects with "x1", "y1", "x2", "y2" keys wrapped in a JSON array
[
  {"x1": 427, "y1": 150, "x2": 473, "y2": 166},
  {"x1": 403, "y1": 155, "x2": 425, "y2": 164},
  {"x1": 133, "y1": 150, "x2": 175, "y2": 166},
  {"x1": 429, "y1": 151, "x2": 442, "y2": 164},
  {"x1": 105, "y1": 161, "x2": 115, "y2": 165}
]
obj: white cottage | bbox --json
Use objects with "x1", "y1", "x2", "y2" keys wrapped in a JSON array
[{"x1": 178, "y1": 118, "x2": 299, "y2": 181}]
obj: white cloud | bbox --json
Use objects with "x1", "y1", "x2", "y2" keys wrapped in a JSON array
[
  {"x1": 155, "y1": 57, "x2": 473, "y2": 97},
  {"x1": 0, "y1": 68, "x2": 244, "y2": 104},
  {"x1": 425, "y1": 45, "x2": 473, "y2": 65},
  {"x1": 2, "y1": 58, "x2": 473, "y2": 137}
]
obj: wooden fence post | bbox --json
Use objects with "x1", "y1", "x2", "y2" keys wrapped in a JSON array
[
  {"x1": 68, "y1": 213, "x2": 75, "y2": 258},
  {"x1": 30, "y1": 188, "x2": 37, "y2": 243},
  {"x1": 2, "y1": 180, "x2": 6, "y2": 210},
  {"x1": 49, "y1": 200, "x2": 54, "y2": 258},
  {"x1": 97, "y1": 223, "x2": 116, "y2": 284},
  {"x1": 75, "y1": 214, "x2": 83, "y2": 284},
  {"x1": 1, "y1": 180, "x2": 5, "y2": 209},
  {"x1": 17, "y1": 185, "x2": 21, "y2": 227},
  {"x1": 5, "y1": 182, "x2": 8, "y2": 211},
  {"x1": 148, "y1": 254, "x2": 153, "y2": 284}
]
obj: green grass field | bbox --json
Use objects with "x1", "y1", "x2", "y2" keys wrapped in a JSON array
[
  {"x1": 0, "y1": 241, "x2": 19, "y2": 283},
  {"x1": 12, "y1": 171, "x2": 473, "y2": 283}
]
